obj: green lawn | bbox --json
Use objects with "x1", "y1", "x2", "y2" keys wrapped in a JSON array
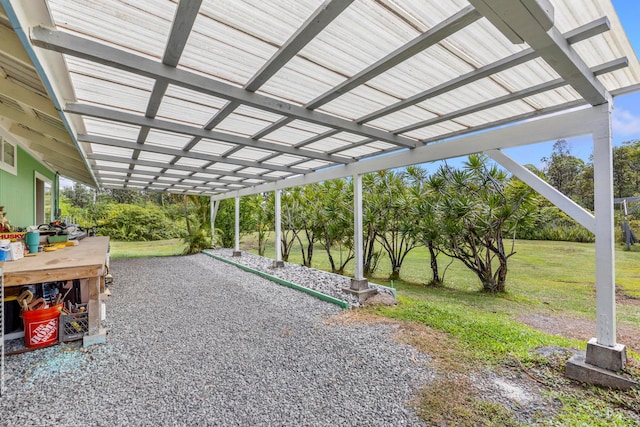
[{"x1": 109, "y1": 238, "x2": 186, "y2": 259}]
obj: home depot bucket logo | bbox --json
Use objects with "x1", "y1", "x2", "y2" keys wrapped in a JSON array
[{"x1": 29, "y1": 318, "x2": 58, "y2": 345}]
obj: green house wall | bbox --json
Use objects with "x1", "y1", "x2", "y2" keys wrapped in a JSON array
[{"x1": 0, "y1": 145, "x2": 58, "y2": 228}]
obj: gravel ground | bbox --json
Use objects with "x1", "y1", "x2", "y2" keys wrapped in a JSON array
[
  {"x1": 204, "y1": 249, "x2": 394, "y2": 308},
  {"x1": 1, "y1": 254, "x2": 432, "y2": 426}
]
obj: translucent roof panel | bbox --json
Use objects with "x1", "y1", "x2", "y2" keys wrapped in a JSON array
[{"x1": 19, "y1": 0, "x2": 636, "y2": 196}]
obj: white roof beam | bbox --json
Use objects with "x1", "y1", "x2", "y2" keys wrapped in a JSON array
[
  {"x1": 65, "y1": 103, "x2": 351, "y2": 165},
  {"x1": 397, "y1": 57, "x2": 628, "y2": 135},
  {"x1": 97, "y1": 173, "x2": 226, "y2": 190},
  {"x1": 251, "y1": 6, "x2": 481, "y2": 139},
  {"x1": 468, "y1": 0, "x2": 611, "y2": 105},
  {"x1": 78, "y1": 133, "x2": 309, "y2": 175},
  {"x1": 30, "y1": 27, "x2": 419, "y2": 149},
  {"x1": 88, "y1": 153, "x2": 281, "y2": 182},
  {"x1": 211, "y1": 106, "x2": 601, "y2": 200}
]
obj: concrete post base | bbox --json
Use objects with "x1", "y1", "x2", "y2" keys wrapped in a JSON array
[
  {"x1": 566, "y1": 352, "x2": 639, "y2": 391},
  {"x1": 349, "y1": 278, "x2": 369, "y2": 290},
  {"x1": 232, "y1": 251, "x2": 242, "y2": 257},
  {"x1": 342, "y1": 287, "x2": 377, "y2": 304},
  {"x1": 83, "y1": 328, "x2": 107, "y2": 347},
  {"x1": 585, "y1": 338, "x2": 627, "y2": 371},
  {"x1": 272, "y1": 260, "x2": 285, "y2": 268}
]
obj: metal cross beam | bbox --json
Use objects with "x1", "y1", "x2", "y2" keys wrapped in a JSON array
[{"x1": 31, "y1": 26, "x2": 420, "y2": 149}]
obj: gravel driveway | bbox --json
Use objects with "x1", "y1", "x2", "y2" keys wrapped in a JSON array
[{"x1": 1, "y1": 254, "x2": 431, "y2": 426}]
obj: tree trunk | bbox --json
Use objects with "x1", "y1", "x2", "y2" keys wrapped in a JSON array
[
  {"x1": 183, "y1": 195, "x2": 191, "y2": 236},
  {"x1": 427, "y1": 241, "x2": 441, "y2": 285}
]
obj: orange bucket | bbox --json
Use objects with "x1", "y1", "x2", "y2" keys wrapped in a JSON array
[{"x1": 21, "y1": 304, "x2": 63, "y2": 348}]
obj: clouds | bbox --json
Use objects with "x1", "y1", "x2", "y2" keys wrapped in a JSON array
[{"x1": 613, "y1": 107, "x2": 640, "y2": 137}]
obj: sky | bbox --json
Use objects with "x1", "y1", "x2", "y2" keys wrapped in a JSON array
[{"x1": 500, "y1": 0, "x2": 640, "y2": 169}]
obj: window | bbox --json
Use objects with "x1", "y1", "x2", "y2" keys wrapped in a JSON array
[{"x1": 1, "y1": 137, "x2": 17, "y2": 175}]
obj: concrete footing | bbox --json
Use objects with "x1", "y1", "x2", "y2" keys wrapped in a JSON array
[
  {"x1": 566, "y1": 353, "x2": 639, "y2": 390},
  {"x1": 343, "y1": 278, "x2": 376, "y2": 303},
  {"x1": 83, "y1": 328, "x2": 107, "y2": 348},
  {"x1": 585, "y1": 338, "x2": 627, "y2": 371},
  {"x1": 342, "y1": 287, "x2": 377, "y2": 304},
  {"x1": 272, "y1": 260, "x2": 285, "y2": 268},
  {"x1": 565, "y1": 338, "x2": 639, "y2": 390},
  {"x1": 232, "y1": 251, "x2": 242, "y2": 257}
]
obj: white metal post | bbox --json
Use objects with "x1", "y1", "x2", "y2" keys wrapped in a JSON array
[
  {"x1": 592, "y1": 103, "x2": 616, "y2": 347},
  {"x1": 234, "y1": 196, "x2": 240, "y2": 255},
  {"x1": 353, "y1": 174, "x2": 364, "y2": 281},
  {"x1": 275, "y1": 190, "x2": 282, "y2": 264},
  {"x1": 210, "y1": 197, "x2": 219, "y2": 248}
]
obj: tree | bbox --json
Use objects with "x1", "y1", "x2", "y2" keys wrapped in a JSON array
[
  {"x1": 433, "y1": 155, "x2": 538, "y2": 293},
  {"x1": 541, "y1": 140, "x2": 585, "y2": 201},
  {"x1": 371, "y1": 170, "x2": 421, "y2": 280},
  {"x1": 315, "y1": 179, "x2": 354, "y2": 274},
  {"x1": 280, "y1": 189, "x2": 302, "y2": 262},
  {"x1": 410, "y1": 167, "x2": 448, "y2": 286},
  {"x1": 213, "y1": 197, "x2": 257, "y2": 248},
  {"x1": 295, "y1": 184, "x2": 321, "y2": 267},
  {"x1": 613, "y1": 140, "x2": 640, "y2": 199},
  {"x1": 61, "y1": 183, "x2": 94, "y2": 208}
]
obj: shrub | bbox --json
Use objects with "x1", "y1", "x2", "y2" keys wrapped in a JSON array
[{"x1": 97, "y1": 203, "x2": 180, "y2": 241}]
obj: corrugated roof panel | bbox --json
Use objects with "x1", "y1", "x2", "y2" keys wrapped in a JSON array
[
  {"x1": 401, "y1": 121, "x2": 469, "y2": 141},
  {"x1": 90, "y1": 145, "x2": 132, "y2": 158},
  {"x1": 146, "y1": 129, "x2": 193, "y2": 149},
  {"x1": 237, "y1": 166, "x2": 271, "y2": 175},
  {"x1": 173, "y1": 157, "x2": 210, "y2": 168},
  {"x1": 263, "y1": 125, "x2": 323, "y2": 145},
  {"x1": 262, "y1": 154, "x2": 305, "y2": 166},
  {"x1": 293, "y1": 159, "x2": 331, "y2": 170},
  {"x1": 227, "y1": 147, "x2": 273, "y2": 161},
  {"x1": 48, "y1": 0, "x2": 174, "y2": 60},
  {"x1": 191, "y1": 172, "x2": 222, "y2": 180},
  {"x1": 319, "y1": 85, "x2": 404, "y2": 122},
  {"x1": 83, "y1": 118, "x2": 140, "y2": 141},
  {"x1": 93, "y1": 160, "x2": 124, "y2": 169},
  {"x1": 162, "y1": 169, "x2": 192, "y2": 176},
  {"x1": 180, "y1": 1, "x2": 319, "y2": 85},
  {"x1": 366, "y1": 106, "x2": 438, "y2": 132},
  {"x1": 69, "y1": 72, "x2": 150, "y2": 113},
  {"x1": 208, "y1": 163, "x2": 243, "y2": 172},
  {"x1": 136, "y1": 151, "x2": 175, "y2": 163},
  {"x1": 65, "y1": 57, "x2": 155, "y2": 90},
  {"x1": 262, "y1": 170, "x2": 294, "y2": 178},
  {"x1": 190, "y1": 139, "x2": 237, "y2": 156},
  {"x1": 337, "y1": 145, "x2": 384, "y2": 158},
  {"x1": 156, "y1": 86, "x2": 228, "y2": 127},
  {"x1": 133, "y1": 165, "x2": 163, "y2": 173},
  {"x1": 215, "y1": 105, "x2": 285, "y2": 136}
]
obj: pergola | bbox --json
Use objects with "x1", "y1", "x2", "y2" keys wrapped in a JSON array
[{"x1": 1, "y1": 0, "x2": 639, "y2": 383}]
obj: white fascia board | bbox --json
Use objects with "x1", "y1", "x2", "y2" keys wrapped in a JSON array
[{"x1": 211, "y1": 105, "x2": 601, "y2": 200}]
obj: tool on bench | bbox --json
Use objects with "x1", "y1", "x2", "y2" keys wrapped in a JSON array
[
  {"x1": 27, "y1": 297, "x2": 47, "y2": 311},
  {"x1": 17, "y1": 289, "x2": 33, "y2": 311}
]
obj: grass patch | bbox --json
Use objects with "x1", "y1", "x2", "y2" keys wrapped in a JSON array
[
  {"x1": 109, "y1": 238, "x2": 186, "y2": 259},
  {"x1": 414, "y1": 377, "x2": 522, "y2": 427},
  {"x1": 370, "y1": 296, "x2": 581, "y2": 364}
]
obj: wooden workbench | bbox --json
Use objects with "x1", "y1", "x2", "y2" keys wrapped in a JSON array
[{"x1": 2, "y1": 236, "x2": 109, "y2": 346}]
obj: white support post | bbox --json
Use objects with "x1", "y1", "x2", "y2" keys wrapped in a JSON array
[
  {"x1": 353, "y1": 174, "x2": 364, "y2": 281},
  {"x1": 233, "y1": 196, "x2": 241, "y2": 256},
  {"x1": 210, "y1": 197, "x2": 219, "y2": 249},
  {"x1": 346, "y1": 173, "x2": 372, "y2": 300},
  {"x1": 273, "y1": 190, "x2": 284, "y2": 267},
  {"x1": 592, "y1": 104, "x2": 616, "y2": 348}
]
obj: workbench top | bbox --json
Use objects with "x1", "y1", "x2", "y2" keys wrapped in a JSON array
[{"x1": 1, "y1": 236, "x2": 110, "y2": 287}]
